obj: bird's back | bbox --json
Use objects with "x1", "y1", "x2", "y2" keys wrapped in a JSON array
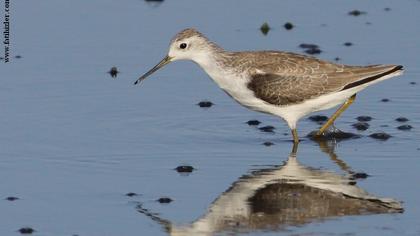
[{"x1": 230, "y1": 50, "x2": 399, "y2": 79}]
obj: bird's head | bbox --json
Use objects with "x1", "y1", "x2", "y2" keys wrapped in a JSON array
[{"x1": 135, "y1": 28, "x2": 214, "y2": 85}]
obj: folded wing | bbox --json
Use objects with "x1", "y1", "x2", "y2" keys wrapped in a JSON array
[{"x1": 247, "y1": 64, "x2": 403, "y2": 106}]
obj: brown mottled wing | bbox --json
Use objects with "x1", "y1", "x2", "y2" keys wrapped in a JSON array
[
  {"x1": 247, "y1": 73, "x2": 329, "y2": 105},
  {"x1": 247, "y1": 64, "x2": 403, "y2": 106}
]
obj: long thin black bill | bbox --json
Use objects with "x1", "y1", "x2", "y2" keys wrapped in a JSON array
[{"x1": 134, "y1": 55, "x2": 172, "y2": 85}]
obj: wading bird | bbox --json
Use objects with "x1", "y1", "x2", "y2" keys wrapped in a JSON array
[{"x1": 135, "y1": 28, "x2": 403, "y2": 143}]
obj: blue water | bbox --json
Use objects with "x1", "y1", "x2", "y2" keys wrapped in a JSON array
[{"x1": 1, "y1": 0, "x2": 419, "y2": 235}]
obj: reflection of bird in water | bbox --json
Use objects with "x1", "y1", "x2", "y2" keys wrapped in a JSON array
[{"x1": 137, "y1": 143, "x2": 403, "y2": 236}]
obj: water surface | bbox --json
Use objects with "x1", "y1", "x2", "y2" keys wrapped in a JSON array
[{"x1": 1, "y1": 0, "x2": 419, "y2": 235}]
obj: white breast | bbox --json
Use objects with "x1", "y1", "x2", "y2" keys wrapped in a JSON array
[{"x1": 202, "y1": 64, "x2": 273, "y2": 112}]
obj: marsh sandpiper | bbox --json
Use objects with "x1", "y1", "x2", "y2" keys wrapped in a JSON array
[{"x1": 135, "y1": 28, "x2": 403, "y2": 143}]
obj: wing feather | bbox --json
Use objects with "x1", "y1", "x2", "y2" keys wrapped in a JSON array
[{"x1": 247, "y1": 60, "x2": 402, "y2": 106}]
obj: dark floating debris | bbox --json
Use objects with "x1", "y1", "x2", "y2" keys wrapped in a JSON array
[
  {"x1": 284, "y1": 22, "x2": 294, "y2": 30},
  {"x1": 0, "y1": 57, "x2": 3, "y2": 60},
  {"x1": 145, "y1": 0, "x2": 164, "y2": 2},
  {"x1": 125, "y1": 192, "x2": 138, "y2": 197},
  {"x1": 108, "y1": 66, "x2": 119, "y2": 78},
  {"x1": 260, "y1": 22, "x2": 270, "y2": 35},
  {"x1": 15, "y1": 55, "x2": 22, "y2": 59},
  {"x1": 395, "y1": 117, "x2": 409, "y2": 122},
  {"x1": 157, "y1": 197, "x2": 173, "y2": 204},
  {"x1": 258, "y1": 125, "x2": 275, "y2": 133},
  {"x1": 343, "y1": 42, "x2": 353, "y2": 47},
  {"x1": 299, "y1": 43, "x2": 322, "y2": 55},
  {"x1": 308, "y1": 115, "x2": 328, "y2": 122},
  {"x1": 197, "y1": 101, "x2": 213, "y2": 108},
  {"x1": 384, "y1": 7, "x2": 391, "y2": 11},
  {"x1": 381, "y1": 98, "x2": 390, "y2": 102},
  {"x1": 334, "y1": 57, "x2": 341, "y2": 61},
  {"x1": 262, "y1": 141, "x2": 274, "y2": 146},
  {"x1": 144, "y1": 0, "x2": 164, "y2": 7},
  {"x1": 5, "y1": 196, "x2": 19, "y2": 201},
  {"x1": 356, "y1": 116, "x2": 372, "y2": 122},
  {"x1": 18, "y1": 227, "x2": 35, "y2": 234},
  {"x1": 369, "y1": 132, "x2": 391, "y2": 140},
  {"x1": 246, "y1": 119, "x2": 261, "y2": 126},
  {"x1": 410, "y1": 81, "x2": 416, "y2": 85},
  {"x1": 308, "y1": 129, "x2": 360, "y2": 141},
  {"x1": 352, "y1": 122, "x2": 370, "y2": 131},
  {"x1": 308, "y1": 125, "x2": 360, "y2": 141},
  {"x1": 351, "y1": 172, "x2": 370, "y2": 179},
  {"x1": 348, "y1": 10, "x2": 367, "y2": 16},
  {"x1": 299, "y1": 43, "x2": 319, "y2": 49},
  {"x1": 175, "y1": 165, "x2": 194, "y2": 173},
  {"x1": 304, "y1": 48, "x2": 322, "y2": 55},
  {"x1": 397, "y1": 125, "x2": 413, "y2": 131}
]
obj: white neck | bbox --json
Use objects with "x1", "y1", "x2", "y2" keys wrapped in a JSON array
[{"x1": 192, "y1": 50, "x2": 237, "y2": 86}]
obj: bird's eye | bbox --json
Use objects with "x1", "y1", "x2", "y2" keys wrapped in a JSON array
[{"x1": 179, "y1": 43, "x2": 187, "y2": 49}]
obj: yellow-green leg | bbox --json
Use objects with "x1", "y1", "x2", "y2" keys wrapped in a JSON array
[
  {"x1": 317, "y1": 94, "x2": 357, "y2": 135},
  {"x1": 291, "y1": 140, "x2": 299, "y2": 154},
  {"x1": 292, "y1": 128, "x2": 299, "y2": 144}
]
